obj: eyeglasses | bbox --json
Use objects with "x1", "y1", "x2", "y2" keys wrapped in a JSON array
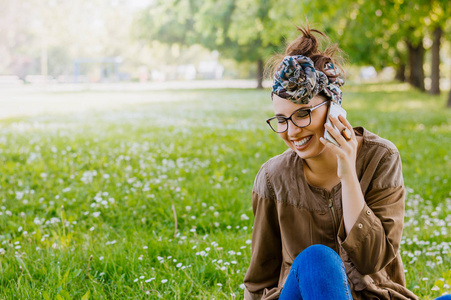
[{"x1": 266, "y1": 101, "x2": 328, "y2": 133}]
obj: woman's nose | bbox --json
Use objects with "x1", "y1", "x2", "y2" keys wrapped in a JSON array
[{"x1": 287, "y1": 119, "x2": 302, "y2": 136}]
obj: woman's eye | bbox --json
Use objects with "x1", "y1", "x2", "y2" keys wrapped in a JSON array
[
  {"x1": 277, "y1": 117, "x2": 287, "y2": 124},
  {"x1": 294, "y1": 110, "x2": 309, "y2": 119}
]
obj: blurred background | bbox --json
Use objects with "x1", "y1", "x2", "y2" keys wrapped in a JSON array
[
  {"x1": 0, "y1": 1, "x2": 450, "y2": 298},
  {"x1": 0, "y1": 0, "x2": 450, "y2": 100}
]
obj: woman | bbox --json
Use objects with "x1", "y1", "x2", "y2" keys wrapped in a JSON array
[{"x1": 243, "y1": 25, "x2": 419, "y2": 300}]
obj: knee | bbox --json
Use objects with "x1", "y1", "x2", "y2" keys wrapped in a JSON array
[{"x1": 292, "y1": 244, "x2": 340, "y2": 271}]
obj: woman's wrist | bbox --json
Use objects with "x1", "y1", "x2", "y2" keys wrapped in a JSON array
[{"x1": 340, "y1": 168, "x2": 358, "y2": 184}]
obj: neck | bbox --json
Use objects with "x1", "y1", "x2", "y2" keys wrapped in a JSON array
[{"x1": 302, "y1": 147, "x2": 338, "y2": 175}]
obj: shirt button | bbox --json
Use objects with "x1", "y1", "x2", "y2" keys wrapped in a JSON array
[
  {"x1": 366, "y1": 210, "x2": 371, "y2": 215},
  {"x1": 358, "y1": 223, "x2": 363, "y2": 229}
]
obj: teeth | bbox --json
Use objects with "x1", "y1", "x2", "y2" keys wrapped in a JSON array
[{"x1": 294, "y1": 136, "x2": 311, "y2": 147}]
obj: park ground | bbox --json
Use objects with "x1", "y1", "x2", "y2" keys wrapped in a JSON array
[{"x1": 0, "y1": 82, "x2": 450, "y2": 299}]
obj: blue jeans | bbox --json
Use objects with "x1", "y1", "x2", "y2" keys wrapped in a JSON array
[
  {"x1": 280, "y1": 244, "x2": 451, "y2": 300},
  {"x1": 279, "y1": 244, "x2": 352, "y2": 300}
]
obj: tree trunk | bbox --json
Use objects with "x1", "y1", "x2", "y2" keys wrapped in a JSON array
[
  {"x1": 407, "y1": 39, "x2": 425, "y2": 91},
  {"x1": 448, "y1": 89, "x2": 451, "y2": 108},
  {"x1": 430, "y1": 26, "x2": 442, "y2": 95},
  {"x1": 395, "y1": 63, "x2": 406, "y2": 82},
  {"x1": 257, "y1": 58, "x2": 264, "y2": 89}
]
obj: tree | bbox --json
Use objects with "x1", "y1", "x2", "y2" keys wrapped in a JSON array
[
  {"x1": 430, "y1": 26, "x2": 441, "y2": 95},
  {"x1": 313, "y1": 0, "x2": 451, "y2": 95},
  {"x1": 0, "y1": 0, "x2": 146, "y2": 79},
  {"x1": 428, "y1": 0, "x2": 449, "y2": 95},
  {"x1": 134, "y1": 0, "x2": 296, "y2": 88}
]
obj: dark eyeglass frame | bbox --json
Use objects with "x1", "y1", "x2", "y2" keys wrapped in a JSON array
[{"x1": 266, "y1": 101, "x2": 328, "y2": 133}]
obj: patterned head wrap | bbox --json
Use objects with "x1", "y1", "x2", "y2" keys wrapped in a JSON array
[{"x1": 272, "y1": 55, "x2": 344, "y2": 105}]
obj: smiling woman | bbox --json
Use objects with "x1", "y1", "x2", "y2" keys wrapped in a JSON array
[{"x1": 243, "y1": 23, "x2": 420, "y2": 300}]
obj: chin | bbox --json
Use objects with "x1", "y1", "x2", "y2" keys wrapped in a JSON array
[{"x1": 291, "y1": 142, "x2": 326, "y2": 160}]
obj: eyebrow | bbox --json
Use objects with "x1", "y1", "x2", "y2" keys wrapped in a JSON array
[{"x1": 275, "y1": 107, "x2": 312, "y2": 117}]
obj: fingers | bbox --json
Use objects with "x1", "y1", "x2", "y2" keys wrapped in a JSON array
[
  {"x1": 330, "y1": 115, "x2": 355, "y2": 140},
  {"x1": 324, "y1": 122, "x2": 347, "y2": 146},
  {"x1": 319, "y1": 136, "x2": 345, "y2": 155},
  {"x1": 337, "y1": 115, "x2": 355, "y2": 139},
  {"x1": 330, "y1": 115, "x2": 346, "y2": 132}
]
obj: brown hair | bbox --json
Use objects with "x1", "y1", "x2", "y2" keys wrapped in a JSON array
[{"x1": 266, "y1": 22, "x2": 346, "y2": 81}]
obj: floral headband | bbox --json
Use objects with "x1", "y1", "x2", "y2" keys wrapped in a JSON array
[{"x1": 272, "y1": 55, "x2": 344, "y2": 105}]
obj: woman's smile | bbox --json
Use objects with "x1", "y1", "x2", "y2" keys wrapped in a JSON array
[{"x1": 292, "y1": 135, "x2": 313, "y2": 149}]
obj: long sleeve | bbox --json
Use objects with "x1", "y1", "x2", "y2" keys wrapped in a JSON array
[
  {"x1": 244, "y1": 164, "x2": 282, "y2": 299},
  {"x1": 337, "y1": 151, "x2": 405, "y2": 275}
]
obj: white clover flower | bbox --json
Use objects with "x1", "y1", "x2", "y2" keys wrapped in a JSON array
[
  {"x1": 92, "y1": 212, "x2": 101, "y2": 217},
  {"x1": 241, "y1": 214, "x2": 249, "y2": 221},
  {"x1": 161, "y1": 279, "x2": 168, "y2": 283}
]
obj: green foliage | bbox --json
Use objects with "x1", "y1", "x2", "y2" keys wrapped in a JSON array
[
  {"x1": 303, "y1": 0, "x2": 450, "y2": 68},
  {"x1": 133, "y1": 0, "x2": 290, "y2": 63},
  {"x1": 0, "y1": 84, "x2": 450, "y2": 298},
  {"x1": 134, "y1": 0, "x2": 451, "y2": 73}
]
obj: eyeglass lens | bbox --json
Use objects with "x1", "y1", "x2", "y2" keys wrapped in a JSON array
[{"x1": 268, "y1": 110, "x2": 311, "y2": 133}]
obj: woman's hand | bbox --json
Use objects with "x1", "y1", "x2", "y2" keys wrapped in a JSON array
[
  {"x1": 319, "y1": 115, "x2": 358, "y2": 180},
  {"x1": 320, "y1": 115, "x2": 365, "y2": 236}
]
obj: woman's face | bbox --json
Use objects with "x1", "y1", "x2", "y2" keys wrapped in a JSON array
[{"x1": 272, "y1": 94, "x2": 329, "y2": 160}]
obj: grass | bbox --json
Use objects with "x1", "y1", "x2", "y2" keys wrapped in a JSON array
[{"x1": 0, "y1": 82, "x2": 450, "y2": 299}]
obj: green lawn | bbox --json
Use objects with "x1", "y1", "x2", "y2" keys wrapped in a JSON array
[{"x1": 0, "y1": 82, "x2": 450, "y2": 299}]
